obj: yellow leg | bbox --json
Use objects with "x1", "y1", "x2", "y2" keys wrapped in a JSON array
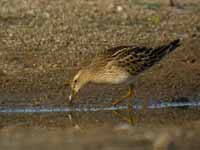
[
  {"x1": 112, "y1": 110, "x2": 133, "y2": 124},
  {"x1": 112, "y1": 84, "x2": 134, "y2": 124},
  {"x1": 112, "y1": 84, "x2": 134, "y2": 105},
  {"x1": 127, "y1": 98, "x2": 134, "y2": 125}
]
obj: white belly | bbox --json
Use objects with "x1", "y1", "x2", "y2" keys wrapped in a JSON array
[
  {"x1": 93, "y1": 69, "x2": 135, "y2": 85},
  {"x1": 106, "y1": 72, "x2": 131, "y2": 84}
]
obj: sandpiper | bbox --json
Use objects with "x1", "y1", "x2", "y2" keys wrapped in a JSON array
[{"x1": 69, "y1": 39, "x2": 181, "y2": 105}]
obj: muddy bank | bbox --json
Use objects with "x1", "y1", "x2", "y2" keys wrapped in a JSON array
[{"x1": 0, "y1": 0, "x2": 200, "y2": 105}]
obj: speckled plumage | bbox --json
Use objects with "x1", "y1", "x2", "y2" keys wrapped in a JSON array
[{"x1": 69, "y1": 39, "x2": 181, "y2": 104}]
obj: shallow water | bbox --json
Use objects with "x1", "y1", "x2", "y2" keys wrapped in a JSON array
[
  {"x1": 0, "y1": 100, "x2": 200, "y2": 150},
  {"x1": 0, "y1": 100, "x2": 199, "y2": 113}
]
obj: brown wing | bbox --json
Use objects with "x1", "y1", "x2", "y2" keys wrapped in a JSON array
[
  {"x1": 96, "y1": 45, "x2": 134, "y2": 60},
  {"x1": 111, "y1": 39, "x2": 181, "y2": 75},
  {"x1": 90, "y1": 39, "x2": 180, "y2": 75},
  {"x1": 90, "y1": 45, "x2": 135, "y2": 67},
  {"x1": 112, "y1": 46, "x2": 152, "y2": 75}
]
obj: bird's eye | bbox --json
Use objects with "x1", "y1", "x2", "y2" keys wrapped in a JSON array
[{"x1": 74, "y1": 79, "x2": 77, "y2": 83}]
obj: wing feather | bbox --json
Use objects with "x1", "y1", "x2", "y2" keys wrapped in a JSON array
[{"x1": 91, "y1": 39, "x2": 180, "y2": 75}]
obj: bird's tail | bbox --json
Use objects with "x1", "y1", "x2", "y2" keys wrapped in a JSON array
[
  {"x1": 154, "y1": 39, "x2": 180, "y2": 56},
  {"x1": 145, "y1": 39, "x2": 181, "y2": 65}
]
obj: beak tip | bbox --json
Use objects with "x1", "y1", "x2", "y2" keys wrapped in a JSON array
[
  {"x1": 69, "y1": 95, "x2": 72, "y2": 101},
  {"x1": 68, "y1": 90, "x2": 77, "y2": 104}
]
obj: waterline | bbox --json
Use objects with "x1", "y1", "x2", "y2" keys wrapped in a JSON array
[{"x1": 0, "y1": 101, "x2": 199, "y2": 114}]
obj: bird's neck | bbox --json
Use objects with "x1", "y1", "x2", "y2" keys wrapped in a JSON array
[
  {"x1": 80, "y1": 68, "x2": 93, "y2": 83},
  {"x1": 81, "y1": 67, "x2": 100, "y2": 83}
]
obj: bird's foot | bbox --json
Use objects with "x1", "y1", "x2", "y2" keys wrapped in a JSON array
[
  {"x1": 112, "y1": 110, "x2": 134, "y2": 125},
  {"x1": 112, "y1": 99, "x2": 123, "y2": 106}
]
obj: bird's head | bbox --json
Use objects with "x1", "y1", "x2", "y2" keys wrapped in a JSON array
[{"x1": 69, "y1": 69, "x2": 90, "y2": 103}]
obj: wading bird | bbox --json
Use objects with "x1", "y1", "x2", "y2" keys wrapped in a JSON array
[{"x1": 69, "y1": 39, "x2": 181, "y2": 105}]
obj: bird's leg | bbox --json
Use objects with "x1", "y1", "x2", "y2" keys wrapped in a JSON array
[
  {"x1": 127, "y1": 94, "x2": 134, "y2": 125},
  {"x1": 112, "y1": 84, "x2": 134, "y2": 124},
  {"x1": 112, "y1": 84, "x2": 134, "y2": 105},
  {"x1": 112, "y1": 110, "x2": 133, "y2": 124}
]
